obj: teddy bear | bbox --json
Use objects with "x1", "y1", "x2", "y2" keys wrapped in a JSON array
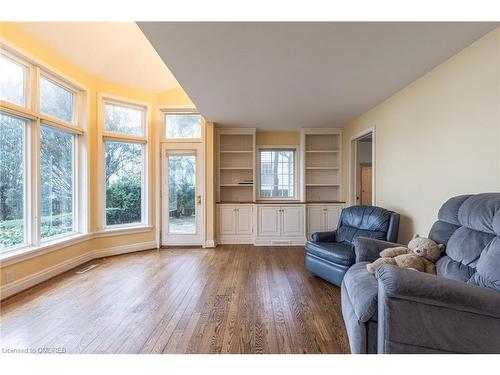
[{"x1": 366, "y1": 235, "x2": 444, "y2": 274}]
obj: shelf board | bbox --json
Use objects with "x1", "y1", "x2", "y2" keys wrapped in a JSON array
[
  {"x1": 220, "y1": 167, "x2": 253, "y2": 170},
  {"x1": 220, "y1": 150, "x2": 253, "y2": 154},
  {"x1": 306, "y1": 150, "x2": 340, "y2": 153},
  {"x1": 305, "y1": 167, "x2": 340, "y2": 170},
  {"x1": 306, "y1": 184, "x2": 340, "y2": 187},
  {"x1": 220, "y1": 184, "x2": 254, "y2": 187}
]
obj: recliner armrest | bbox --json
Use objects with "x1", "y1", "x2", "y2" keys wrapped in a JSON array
[
  {"x1": 353, "y1": 237, "x2": 403, "y2": 263},
  {"x1": 376, "y1": 265, "x2": 500, "y2": 353},
  {"x1": 311, "y1": 231, "x2": 336, "y2": 243},
  {"x1": 377, "y1": 265, "x2": 500, "y2": 319}
]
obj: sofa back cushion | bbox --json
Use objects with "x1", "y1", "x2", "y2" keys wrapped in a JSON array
[
  {"x1": 430, "y1": 193, "x2": 500, "y2": 292},
  {"x1": 336, "y1": 206, "x2": 392, "y2": 245}
]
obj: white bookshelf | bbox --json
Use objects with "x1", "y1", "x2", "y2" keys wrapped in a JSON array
[
  {"x1": 217, "y1": 128, "x2": 256, "y2": 202},
  {"x1": 301, "y1": 129, "x2": 343, "y2": 202}
]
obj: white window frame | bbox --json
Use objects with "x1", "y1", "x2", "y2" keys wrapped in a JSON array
[
  {"x1": 257, "y1": 145, "x2": 299, "y2": 201},
  {"x1": 97, "y1": 93, "x2": 151, "y2": 232},
  {"x1": 0, "y1": 42, "x2": 89, "y2": 258}
]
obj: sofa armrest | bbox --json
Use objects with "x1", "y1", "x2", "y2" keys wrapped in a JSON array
[
  {"x1": 311, "y1": 231, "x2": 336, "y2": 243},
  {"x1": 353, "y1": 237, "x2": 403, "y2": 263},
  {"x1": 376, "y1": 265, "x2": 500, "y2": 353}
]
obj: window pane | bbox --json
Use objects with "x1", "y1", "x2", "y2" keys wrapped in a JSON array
[
  {"x1": 105, "y1": 103, "x2": 143, "y2": 136},
  {"x1": 0, "y1": 114, "x2": 26, "y2": 249},
  {"x1": 166, "y1": 114, "x2": 201, "y2": 138},
  {"x1": 40, "y1": 77, "x2": 74, "y2": 123},
  {"x1": 40, "y1": 126, "x2": 74, "y2": 239},
  {"x1": 168, "y1": 154, "x2": 196, "y2": 234},
  {"x1": 260, "y1": 150, "x2": 295, "y2": 199},
  {"x1": 105, "y1": 142, "x2": 143, "y2": 226},
  {"x1": 0, "y1": 55, "x2": 26, "y2": 107}
]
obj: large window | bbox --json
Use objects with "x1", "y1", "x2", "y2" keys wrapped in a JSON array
[
  {"x1": 0, "y1": 49, "x2": 85, "y2": 254},
  {"x1": 101, "y1": 97, "x2": 147, "y2": 228},
  {"x1": 259, "y1": 149, "x2": 296, "y2": 199},
  {"x1": 165, "y1": 114, "x2": 201, "y2": 139},
  {"x1": 0, "y1": 114, "x2": 26, "y2": 248},
  {"x1": 40, "y1": 125, "x2": 75, "y2": 239},
  {"x1": 105, "y1": 141, "x2": 143, "y2": 226}
]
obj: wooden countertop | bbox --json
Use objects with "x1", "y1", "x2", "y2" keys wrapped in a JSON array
[{"x1": 217, "y1": 201, "x2": 345, "y2": 204}]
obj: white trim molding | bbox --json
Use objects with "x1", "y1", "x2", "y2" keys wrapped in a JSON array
[
  {"x1": 349, "y1": 126, "x2": 376, "y2": 206},
  {"x1": 0, "y1": 241, "x2": 158, "y2": 300}
]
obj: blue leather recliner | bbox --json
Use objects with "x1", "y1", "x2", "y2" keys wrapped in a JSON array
[{"x1": 305, "y1": 205, "x2": 400, "y2": 287}]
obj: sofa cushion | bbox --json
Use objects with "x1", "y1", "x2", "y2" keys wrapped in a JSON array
[
  {"x1": 468, "y1": 236, "x2": 500, "y2": 292},
  {"x1": 458, "y1": 193, "x2": 500, "y2": 234},
  {"x1": 433, "y1": 193, "x2": 500, "y2": 291},
  {"x1": 436, "y1": 255, "x2": 476, "y2": 282},
  {"x1": 429, "y1": 194, "x2": 471, "y2": 246},
  {"x1": 305, "y1": 241, "x2": 355, "y2": 266},
  {"x1": 445, "y1": 227, "x2": 494, "y2": 266},
  {"x1": 342, "y1": 262, "x2": 379, "y2": 322}
]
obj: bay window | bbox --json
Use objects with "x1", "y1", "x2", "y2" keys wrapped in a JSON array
[{"x1": 0, "y1": 47, "x2": 86, "y2": 255}]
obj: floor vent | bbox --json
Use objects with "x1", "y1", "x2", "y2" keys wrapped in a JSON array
[{"x1": 76, "y1": 264, "x2": 98, "y2": 274}]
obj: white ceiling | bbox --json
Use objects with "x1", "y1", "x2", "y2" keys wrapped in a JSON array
[
  {"x1": 138, "y1": 22, "x2": 498, "y2": 130},
  {"x1": 16, "y1": 22, "x2": 179, "y2": 93}
]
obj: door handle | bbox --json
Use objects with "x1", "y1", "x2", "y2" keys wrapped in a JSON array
[{"x1": 196, "y1": 195, "x2": 202, "y2": 204}]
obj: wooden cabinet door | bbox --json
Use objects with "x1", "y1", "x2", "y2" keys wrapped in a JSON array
[
  {"x1": 325, "y1": 205, "x2": 342, "y2": 231},
  {"x1": 307, "y1": 206, "x2": 324, "y2": 234},
  {"x1": 281, "y1": 206, "x2": 304, "y2": 237},
  {"x1": 258, "y1": 206, "x2": 281, "y2": 236},
  {"x1": 236, "y1": 205, "x2": 253, "y2": 235},
  {"x1": 218, "y1": 206, "x2": 236, "y2": 235}
]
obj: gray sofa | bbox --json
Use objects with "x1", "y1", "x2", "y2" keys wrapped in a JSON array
[{"x1": 341, "y1": 193, "x2": 500, "y2": 353}]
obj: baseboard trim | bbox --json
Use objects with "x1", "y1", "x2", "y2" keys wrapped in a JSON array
[
  {"x1": 203, "y1": 239, "x2": 217, "y2": 248},
  {"x1": 0, "y1": 241, "x2": 158, "y2": 300},
  {"x1": 0, "y1": 252, "x2": 94, "y2": 300},
  {"x1": 217, "y1": 236, "x2": 254, "y2": 245},
  {"x1": 253, "y1": 237, "x2": 306, "y2": 246},
  {"x1": 95, "y1": 241, "x2": 158, "y2": 258}
]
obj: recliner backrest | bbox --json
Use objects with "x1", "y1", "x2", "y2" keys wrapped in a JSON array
[
  {"x1": 336, "y1": 206, "x2": 400, "y2": 246},
  {"x1": 429, "y1": 193, "x2": 500, "y2": 292}
]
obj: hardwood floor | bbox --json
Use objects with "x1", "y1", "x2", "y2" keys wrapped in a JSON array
[{"x1": 0, "y1": 245, "x2": 349, "y2": 354}]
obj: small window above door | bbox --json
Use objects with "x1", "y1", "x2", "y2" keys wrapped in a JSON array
[{"x1": 165, "y1": 113, "x2": 202, "y2": 139}]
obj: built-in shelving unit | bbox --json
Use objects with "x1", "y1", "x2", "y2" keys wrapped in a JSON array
[
  {"x1": 301, "y1": 128, "x2": 342, "y2": 202},
  {"x1": 217, "y1": 128, "x2": 256, "y2": 202}
]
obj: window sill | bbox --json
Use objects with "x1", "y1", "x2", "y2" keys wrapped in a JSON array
[
  {"x1": 0, "y1": 232, "x2": 92, "y2": 267},
  {"x1": 94, "y1": 225, "x2": 154, "y2": 238}
]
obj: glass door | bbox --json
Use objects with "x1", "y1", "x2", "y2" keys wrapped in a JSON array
[{"x1": 161, "y1": 143, "x2": 204, "y2": 246}]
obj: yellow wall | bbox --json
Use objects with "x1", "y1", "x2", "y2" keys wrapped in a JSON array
[
  {"x1": 0, "y1": 22, "x2": 211, "y2": 288},
  {"x1": 342, "y1": 27, "x2": 500, "y2": 242},
  {"x1": 256, "y1": 131, "x2": 300, "y2": 145}
]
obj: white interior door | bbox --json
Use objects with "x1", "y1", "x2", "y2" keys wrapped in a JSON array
[{"x1": 161, "y1": 143, "x2": 204, "y2": 246}]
